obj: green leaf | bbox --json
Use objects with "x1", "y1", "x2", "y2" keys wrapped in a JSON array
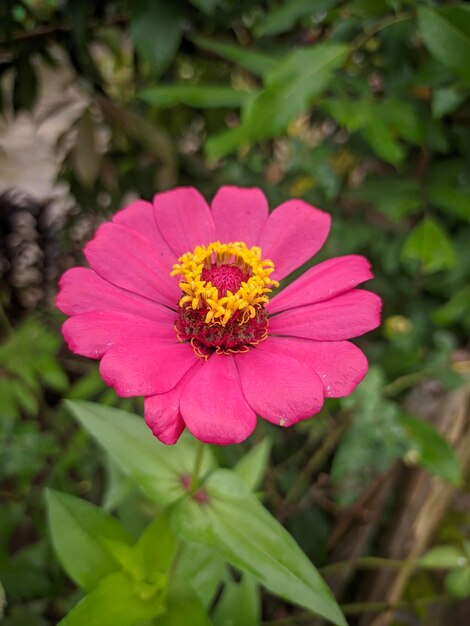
[
  {"x1": 418, "y1": 6, "x2": 470, "y2": 83},
  {"x1": 65, "y1": 400, "x2": 215, "y2": 504},
  {"x1": 136, "y1": 508, "x2": 178, "y2": 576},
  {"x1": 254, "y1": 0, "x2": 336, "y2": 38},
  {"x1": 445, "y1": 566, "x2": 470, "y2": 598},
  {"x1": 130, "y1": 0, "x2": 184, "y2": 76},
  {"x1": 193, "y1": 36, "x2": 277, "y2": 77},
  {"x1": 173, "y1": 543, "x2": 226, "y2": 608},
  {"x1": 325, "y1": 99, "x2": 407, "y2": 165},
  {"x1": 72, "y1": 110, "x2": 101, "y2": 188},
  {"x1": 173, "y1": 470, "x2": 346, "y2": 626},
  {"x1": 46, "y1": 489, "x2": 133, "y2": 592},
  {"x1": 139, "y1": 85, "x2": 249, "y2": 109},
  {"x1": 401, "y1": 217, "x2": 456, "y2": 274},
  {"x1": 154, "y1": 584, "x2": 213, "y2": 626},
  {"x1": 213, "y1": 574, "x2": 260, "y2": 626},
  {"x1": 189, "y1": 0, "x2": 219, "y2": 14},
  {"x1": 207, "y1": 43, "x2": 347, "y2": 157},
  {"x1": 233, "y1": 438, "x2": 271, "y2": 491},
  {"x1": 432, "y1": 87, "x2": 466, "y2": 118},
  {"x1": 398, "y1": 414, "x2": 462, "y2": 486},
  {"x1": 433, "y1": 286, "x2": 470, "y2": 327},
  {"x1": 420, "y1": 545, "x2": 467, "y2": 569},
  {"x1": 59, "y1": 571, "x2": 164, "y2": 626}
]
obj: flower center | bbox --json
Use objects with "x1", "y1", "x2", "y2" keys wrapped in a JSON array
[{"x1": 171, "y1": 241, "x2": 278, "y2": 357}]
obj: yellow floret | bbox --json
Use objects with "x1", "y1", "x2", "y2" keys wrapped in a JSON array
[{"x1": 171, "y1": 241, "x2": 278, "y2": 326}]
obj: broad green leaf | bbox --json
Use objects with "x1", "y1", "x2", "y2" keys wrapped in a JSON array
[
  {"x1": 46, "y1": 489, "x2": 133, "y2": 592},
  {"x1": 136, "y1": 508, "x2": 178, "y2": 576},
  {"x1": 234, "y1": 438, "x2": 271, "y2": 491},
  {"x1": 207, "y1": 43, "x2": 347, "y2": 157},
  {"x1": 401, "y1": 217, "x2": 456, "y2": 274},
  {"x1": 420, "y1": 545, "x2": 467, "y2": 569},
  {"x1": 193, "y1": 36, "x2": 277, "y2": 77},
  {"x1": 173, "y1": 470, "x2": 347, "y2": 626},
  {"x1": 254, "y1": 0, "x2": 336, "y2": 38},
  {"x1": 174, "y1": 543, "x2": 226, "y2": 608},
  {"x1": 418, "y1": 6, "x2": 470, "y2": 83},
  {"x1": 213, "y1": 574, "x2": 260, "y2": 626},
  {"x1": 398, "y1": 414, "x2": 462, "y2": 486},
  {"x1": 139, "y1": 85, "x2": 249, "y2": 109},
  {"x1": 59, "y1": 571, "x2": 164, "y2": 626},
  {"x1": 130, "y1": 0, "x2": 184, "y2": 76},
  {"x1": 154, "y1": 584, "x2": 213, "y2": 626},
  {"x1": 72, "y1": 110, "x2": 101, "y2": 188},
  {"x1": 66, "y1": 400, "x2": 215, "y2": 504},
  {"x1": 445, "y1": 566, "x2": 470, "y2": 598}
]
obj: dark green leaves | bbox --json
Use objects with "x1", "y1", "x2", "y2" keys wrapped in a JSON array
[
  {"x1": 193, "y1": 36, "x2": 277, "y2": 77},
  {"x1": 401, "y1": 217, "x2": 456, "y2": 274},
  {"x1": 207, "y1": 43, "x2": 348, "y2": 158},
  {"x1": 173, "y1": 470, "x2": 346, "y2": 626},
  {"x1": 254, "y1": 0, "x2": 336, "y2": 38},
  {"x1": 398, "y1": 414, "x2": 462, "y2": 486},
  {"x1": 130, "y1": 0, "x2": 185, "y2": 76},
  {"x1": 140, "y1": 85, "x2": 249, "y2": 109},
  {"x1": 418, "y1": 6, "x2": 470, "y2": 83}
]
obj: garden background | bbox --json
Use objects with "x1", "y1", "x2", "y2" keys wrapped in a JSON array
[{"x1": 0, "y1": 1, "x2": 469, "y2": 625}]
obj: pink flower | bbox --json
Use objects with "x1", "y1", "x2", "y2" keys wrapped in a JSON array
[{"x1": 57, "y1": 187, "x2": 381, "y2": 445}]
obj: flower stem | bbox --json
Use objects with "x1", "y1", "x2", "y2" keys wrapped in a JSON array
[{"x1": 190, "y1": 441, "x2": 205, "y2": 493}]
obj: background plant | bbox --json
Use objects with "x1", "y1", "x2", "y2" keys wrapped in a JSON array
[{"x1": 0, "y1": 1, "x2": 469, "y2": 624}]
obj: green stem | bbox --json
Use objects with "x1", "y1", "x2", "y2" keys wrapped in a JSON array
[{"x1": 190, "y1": 441, "x2": 205, "y2": 493}]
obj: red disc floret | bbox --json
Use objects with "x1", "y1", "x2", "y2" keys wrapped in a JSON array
[{"x1": 175, "y1": 305, "x2": 269, "y2": 357}]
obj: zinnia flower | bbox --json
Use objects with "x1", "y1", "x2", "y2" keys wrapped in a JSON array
[{"x1": 57, "y1": 187, "x2": 381, "y2": 445}]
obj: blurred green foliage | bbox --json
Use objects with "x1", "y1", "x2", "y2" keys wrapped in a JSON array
[{"x1": 1, "y1": 0, "x2": 469, "y2": 624}]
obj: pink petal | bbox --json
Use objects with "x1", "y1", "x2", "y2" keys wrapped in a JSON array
[
  {"x1": 84, "y1": 222, "x2": 179, "y2": 308},
  {"x1": 153, "y1": 187, "x2": 216, "y2": 256},
  {"x1": 145, "y1": 399, "x2": 185, "y2": 446},
  {"x1": 234, "y1": 340, "x2": 323, "y2": 427},
  {"x1": 113, "y1": 200, "x2": 175, "y2": 269},
  {"x1": 263, "y1": 336, "x2": 368, "y2": 398},
  {"x1": 99, "y1": 339, "x2": 197, "y2": 397},
  {"x1": 180, "y1": 354, "x2": 256, "y2": 445},
  {"x1": 211, "y1": 186, "x2": 269, "y2": 247},
  {"x1": 56, "y1": 268, "x2": 172, "y2": 320},
  {"x1": 258, "y1": 200, "x2": 331, "y2": 280},
  {"x1": 62, "y1": 310, "x2": 176, "y2": 359},
  {"x1": 268, "y1": 255, "x2": 373, "y2": 314},
  {"x1": 269, "y1": 289, "x2": 382, "y2": 341},
  {"x1": 144, "y1": 364, "x2": 203, "y2": 445}
]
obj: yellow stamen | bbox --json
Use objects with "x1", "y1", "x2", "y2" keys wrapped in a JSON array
[{"x1": 171, "y1": 241, "x2": 279, "y2": 326}]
